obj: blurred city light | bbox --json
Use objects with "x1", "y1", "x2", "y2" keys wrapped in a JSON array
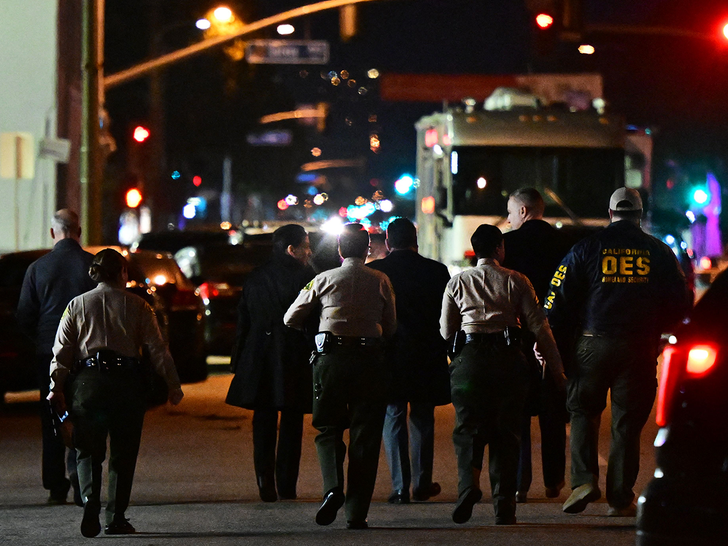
[
  {"x1": 723, "y1": 22, "x2": 728, "y2": 40},
  {"x1": 367, "y1": 68, "x2": 380, "y2": 79},
  {"x1": 277, "y1": 24, "x2": 295, "y2": 35},
  {"x1": 125, "y1": 188, "x2": 142, "y2": 208},
  {"x1": 535, "y1": 13, "x2": 554, "y2": 29},
  {"x1": 285, "y1": 194, "x2": 299, "y2": 206},
  {"x1": 183, "y1": 203, "x2": 196, "y2": 219},
  {"x1": 421, "y1": 196, "x2": 435, "y2": 215},
  {"x1": 578, "y1": 44, "x2": 595, "y2": 55},
  {"x1": 277, "y1": 199, "x2": 289, "y2": 211},
  {"x1": 193, "y1": 175, "x2": 202, "y2": 187},
  {"x1": 133, "y1": 126, "x2": 150, "y2": 143},
  {"x1": 213, "y1": 7, "x2": 233, "y2": 23},
  {"x1": 379, "y1": 199, "x2": 394, "y2": 213},
  {"x1": 477, "y1": 177, "x2": 487, "y2": 189},
  {"x1": 196, "y1": 18, "x2": 211, "y2": 30},
  {"x1": 692, "y1": 188, "x2": 709, "y2": 205},
  {"x1": 322, "y1": 217, "x2": 344, "y2": 234},
  {"x1": 451, "y1": 151, "x2": 459, "y2": 174},
  {"x1": 171, "y1": 170, "x2": 181, "y2": 180},
  {"x1": 395, "y1": 174, "x2": 414, "y2": 195},
  {"x1": 313, "y1": 194, "x2": 325, "y2": 205}
]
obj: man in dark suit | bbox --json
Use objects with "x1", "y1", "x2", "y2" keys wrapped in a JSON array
[
  {"x1": 16, "y1": 209, "x2": 96, "y2": 505},
  {"x1": 226, "y1": 224, "x2": 315, "y2": 502},
  {"x1": 502, "y1": 188, "x2": 570, "y2": 503},
  {"x1": 368, "y1": 218, "x2": 451, "y2": 504}
]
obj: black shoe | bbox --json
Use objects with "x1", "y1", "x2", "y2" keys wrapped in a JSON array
[
  {"x1": 495, "y1": 515, "x2": 517, "y2": 525},
  {"x1": 387, "y1": 489, "x2": 410, "y2": 504},
  {"x1": 257, "y1": 476, "x2": 278, "y2": 502},
  {"x1": 315, "y1": 489, "x2": 345, "y2": 526},
  {"x1": 515, "y1": 491, "x2": 527, "y2": 503},
  {"x1": 80, "y1": 505, "x2": 101, "y2": 538},
  {"x1": 104, "y1": 517, "x2": 135, "y2": 535},
  {"x1": 452, "y1": 487, "x2": 482, "y2": 524},
  {"x1": 48, "y1": 479, "x2": 71, "y2": 505},
  {"x1": 412, "y1": 482, "x2": 441, "y2": 502},
  {"x1": 347, "y1": 520, "x2": 369, "y2": 529},
  {"x1": 278, "y1": 490, "x2": 297, "y2": 500}
]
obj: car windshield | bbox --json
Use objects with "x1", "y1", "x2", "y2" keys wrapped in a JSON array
[{"x1": 127, "y1": 253, "x2": 194, "y2": 289}]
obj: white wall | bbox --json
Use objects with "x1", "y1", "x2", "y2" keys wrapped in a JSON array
[{"x1": 0, "y1": 0, "x2": 58, "y2": 251}]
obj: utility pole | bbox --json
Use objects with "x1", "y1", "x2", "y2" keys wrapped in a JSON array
[{"x1": 80, "y1": 0, "x2": 103, "y2": 245}]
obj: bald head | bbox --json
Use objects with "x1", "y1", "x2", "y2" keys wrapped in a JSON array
[{"x1": 51, "y1": 209, "x2": 82, "y2": 244}]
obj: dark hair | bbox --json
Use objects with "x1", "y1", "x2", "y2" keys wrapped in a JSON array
[
  {"x1": 338, "y1": 223, "x2": 370, "y2": 258},
  {"x1": 509, "y1": 188, "x2": 545, "y2": 217},
  {"x1": 272, "y1": 224, "x2": 307, "y2": 255},
  {"x1": 470, "y1": 224, "x2": 503, "y2": 259},
  {"x1": 89, "y1": 248, "x2": 127, "y2": 283},
  {"x1": 386, "y1": 218, "x2": 417, "y2": 250}
]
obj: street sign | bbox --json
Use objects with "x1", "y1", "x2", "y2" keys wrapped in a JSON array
[{"x1": 246, "y1": 40, "x2": 329, "y2": 65}]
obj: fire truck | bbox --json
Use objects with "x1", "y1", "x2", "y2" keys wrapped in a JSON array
[{"x1": 414, "y1": 80, "x2": 652, "y2": 270}]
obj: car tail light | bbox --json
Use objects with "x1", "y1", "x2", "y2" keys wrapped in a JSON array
[
  {"x1": 656, "y1": 345, "x2": 682, "y2": 427},
  {"x1": 656, "y1": 343, "x2": 719, "y2": 426},
  {"x1": 685, "y1": 345, "x2": 717, "y2": 376},
  {"x1": 197, "y1": 282, "x2": 216, "y2": 302}
]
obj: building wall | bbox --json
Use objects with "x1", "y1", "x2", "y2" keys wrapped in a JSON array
[{"x1": 0, "y1": 0, "x2": 58, "y2": 251}]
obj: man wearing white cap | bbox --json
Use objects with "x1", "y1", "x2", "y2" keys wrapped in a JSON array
[{"x1": 543, "y1": 187, "x2": 691, "y2": 517}]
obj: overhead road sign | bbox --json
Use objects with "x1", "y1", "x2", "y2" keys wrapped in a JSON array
[{"x1": 246, "y1": 40, "x2": 330, "y2": 65}]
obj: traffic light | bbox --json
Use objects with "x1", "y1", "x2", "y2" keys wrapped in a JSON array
[
  {"x1": 126, "y1": 188, "x2": 142, "y2": 208},
  {"x1": 133, "y1": 126, "x2": 150, "y2": 143},
  {"x1": 723, "y1": 21, "x2": 728, "y2": 41}
]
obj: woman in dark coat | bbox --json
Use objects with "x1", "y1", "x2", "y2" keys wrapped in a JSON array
[{"x1": 226, "y1": 224, "x2": 315, "y2": 501}]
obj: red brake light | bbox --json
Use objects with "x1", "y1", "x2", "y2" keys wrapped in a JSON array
[
  {"x1": 686, "y1": 345, "x2": 717, "y2": 376},
  {"x1": 656, "y1": 345, "x2": 681, "y2": 427}
]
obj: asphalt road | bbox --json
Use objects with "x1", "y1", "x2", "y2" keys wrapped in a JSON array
[{"x1": 0, "y1": 371, "x2": 656, "y2": 545}]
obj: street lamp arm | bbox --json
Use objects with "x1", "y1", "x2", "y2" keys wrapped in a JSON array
[{"x1": 105, "y1": 0, "x2": 392, "y2": 89}]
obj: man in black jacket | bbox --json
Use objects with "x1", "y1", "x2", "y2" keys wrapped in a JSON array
[
  {"x1": 503, "y1": 188, "x2": 570, "y2": 503},
  {"x1": 226, "y1": 224, "x2": 315, "y2": 502},
  {"x1": 16, "y1": 209, "x2": 96, "y2": 505},
  {"x1": 368, "y1": 218, "x2": 451, "y2": 504},
  {"x1": 545, "y1": 187, "x2": 690, "y2": 517}
]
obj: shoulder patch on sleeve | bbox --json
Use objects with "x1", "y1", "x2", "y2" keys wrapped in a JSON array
[{"x1": 303, "y1": 279, "x2": 315, "y2": 291}]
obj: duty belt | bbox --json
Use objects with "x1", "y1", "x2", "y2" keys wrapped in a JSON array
[
  {"x1": 333, "y1": 335, "x2": 381, "y2": 347},
  {"x1": 465, "y1": 327, "x2": 521, "y2": 347},
  {"x1": 74, "y1": 351, "x2": 141, "y2": 373}
]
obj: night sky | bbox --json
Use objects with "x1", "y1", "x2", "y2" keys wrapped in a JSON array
[{"x1": 102, "y1": 0, "x2": 728, "y2": 225}]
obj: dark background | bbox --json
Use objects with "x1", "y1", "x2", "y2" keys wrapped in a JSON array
[{"x1": 101, "y1": 0, "x2": 728, "y2": 234}]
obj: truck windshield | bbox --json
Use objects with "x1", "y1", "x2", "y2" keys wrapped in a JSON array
[{"x1": 451, "y1": 146, "x2": 624, "y2": 218}]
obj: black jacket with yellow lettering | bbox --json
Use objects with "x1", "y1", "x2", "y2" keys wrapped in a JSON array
[{"x1": 543, "y1": 220, "x2": 690, "y2": 347}]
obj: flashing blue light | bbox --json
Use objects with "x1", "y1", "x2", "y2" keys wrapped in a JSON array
[
  {"x1": 664, "y1": 234, "x2": 675, "y2": 245},
  {"x1": 171, "y1": 170, "x2": 181, "y2": 180},
  {"x1": 395, "y1": 175, "x2": 414, "y2": 195}
]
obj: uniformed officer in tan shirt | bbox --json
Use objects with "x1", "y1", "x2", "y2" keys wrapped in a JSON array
[
  {"x1": 48, "y1": 249, "x2": 183, "y2": 538},
  {"x1": 441, "y1": 224, "x2": 564, "y2": 526},
  {"x1": 284, "y1": 223, "x2": 396, "y2": 530}
]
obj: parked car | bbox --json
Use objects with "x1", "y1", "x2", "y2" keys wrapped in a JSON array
[
  {"x1": 175, "y1": 243, "x2": 271, "y2": 356},
  {"x1": 636, "y1": 269, "x2": 728, "y2": 546},
  {"x1": 87, "y1": 246, "x2": 208, "y2": 383},
  {"x1": 131, "y1": 228, "x2": 244, "y2": 254},
  {"x1": 0, "y1": 247, "x2": 205, "y2": 398}
]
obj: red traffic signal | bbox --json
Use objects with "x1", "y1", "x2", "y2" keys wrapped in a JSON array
[
  {"x1": 723, "y1": 22, "x2": 728, "y2": 41},
  {"x1": 126, "y1": 188, "x2": 142, "y2": 208},
  {"x1": 535, "y1": 13, "x2": 554, "y2": 29},
  {"x1": 133, "y1": 126, "x2": 150, "y2": 143}
]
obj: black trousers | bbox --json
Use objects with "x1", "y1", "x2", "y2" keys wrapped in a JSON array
[
  {"x1": 450, "y1": 341, "x2": 529, "y2": 519},
  {"x1": 311, "y1": 345, "x2": 388, "y2": 523},
  {"x1": 37, "y1": 354, "x2": 77, "y2": 495},
  {"x1": 517, "y1": 371, "x2": 567, "y2": 493},
  {"x1": 252, "y1": 408, "x2": 304, "y2": 497}
]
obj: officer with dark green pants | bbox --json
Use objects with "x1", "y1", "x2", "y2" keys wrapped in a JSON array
[
  {"x1": 49, "y1": 249, "x2": 184, "y2": 538},
  {"x1": 441, "y1": 224, "x2": 565, "y2": 526},
  {"x1": 285, "y1": 223, "x2": 396, "y2": 529}
]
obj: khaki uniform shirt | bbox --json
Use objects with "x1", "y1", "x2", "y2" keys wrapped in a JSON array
[
  {"x1": 441, "y1": 257, "x2": 564, "y2": 376},
  {"x1": 49, "y1": 283, "x2": 181, "y2": 392},
  {"x1": 284, "y1": 257, "x2": 397, "y2": 338}
]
